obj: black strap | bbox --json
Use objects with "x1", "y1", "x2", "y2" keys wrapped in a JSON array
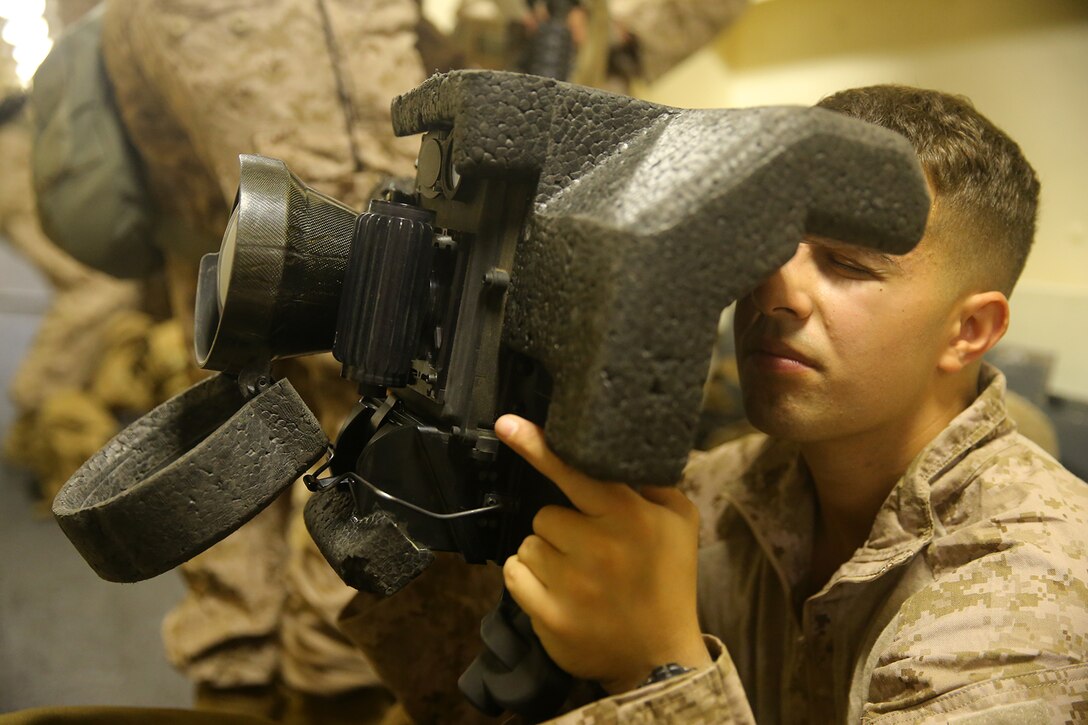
[{"x1": 52, "y1": 373, "x2": 328, "y2": 582}]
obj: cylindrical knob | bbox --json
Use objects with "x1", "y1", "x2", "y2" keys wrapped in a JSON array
[{"x1": 334, "y1": 199, "x2": 436, "y2": 388}]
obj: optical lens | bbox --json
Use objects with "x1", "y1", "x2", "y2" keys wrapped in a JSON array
[{"x1": 218, "y1": 208, "x2": 239, "y2": 310}]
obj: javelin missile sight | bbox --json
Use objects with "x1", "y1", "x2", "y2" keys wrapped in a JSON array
[{"x1": 53, "y1": 70, "x2": 929, "y2": 720}]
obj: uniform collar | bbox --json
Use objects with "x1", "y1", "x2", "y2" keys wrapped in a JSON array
[
  {"x1": 841, "y1": 363, "x2": 1012, "y2": 580},
  {"x1": 723, "y1": 363, "x2": 1013, "y2": 590},
  {"x1": 912, "y1": 363, "x2": 1014, "y2": 511}
]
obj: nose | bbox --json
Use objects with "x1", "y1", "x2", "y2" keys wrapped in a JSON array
[{"x1": 748, "y1": 244, "x2": 814, "y2": 320}]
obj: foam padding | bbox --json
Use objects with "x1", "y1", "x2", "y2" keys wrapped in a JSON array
[
  {"x1": 53, "y1": 374, "x2": 328, "y2": 582},
  {"x1": 393, "y1": 71, "x2": 930, "y2": 484}
]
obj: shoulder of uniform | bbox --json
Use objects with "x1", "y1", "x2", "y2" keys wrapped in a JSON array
[
  {"x1": 942, "y1": 430, "x2": 1087, "y2": 519},
  {"x1": 927, "y1": 431, "x2": 1088, "y2": 576}
]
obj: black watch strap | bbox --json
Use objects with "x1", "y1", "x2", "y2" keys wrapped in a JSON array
[{"x1": 640, "y1": 663, "x2": 693, "y2": 688}]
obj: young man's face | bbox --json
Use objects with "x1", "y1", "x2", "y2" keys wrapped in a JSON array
[{"x1": 732, "y1": 232, "x2": 961, "y2": 444}]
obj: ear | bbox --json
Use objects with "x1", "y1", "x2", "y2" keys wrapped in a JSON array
[{"x1": 938, "y1": 291, "x2": 1010, "y2": 373}]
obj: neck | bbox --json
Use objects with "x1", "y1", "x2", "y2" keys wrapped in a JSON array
[{"x1": 801, "y1": 368, "x2": 978, "y2": 568}]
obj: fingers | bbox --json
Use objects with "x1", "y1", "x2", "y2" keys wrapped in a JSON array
[
  {"x1": 494, "y1": 414, "x2": 572, "y2": 483},
  {"x1": 495, "y1": 414, "x2": 692, "y2": 523},
  {"x1": 504, "y1": 554, "x2": 559, "y2": 627},
  {"x1": 495, "y1": 414, "x2": 622, "y2": 515},
  {"x1": 532, "y1": 505, "x2": 589, "y2": 554},
  {"x1": 516, "y1": 534, "x2": 562, "y2": 587}
]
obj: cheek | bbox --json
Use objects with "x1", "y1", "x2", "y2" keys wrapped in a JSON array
[
  {"x1": 732, "y1": 297, "x2": 756, "y2": 340},
  {"x1": 823, "y1": 290, "x2": 910, "y2": 365},
  {"x1": 825, "y1": 293, "x2": 946, "y2": 380},
  {"x1": 821, "y1": 293, "x2": 875, "y2": 351}
]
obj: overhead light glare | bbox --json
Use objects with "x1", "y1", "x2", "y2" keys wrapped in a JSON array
[{"x1": 0, "y1": 0, "x2": 51, "y2": 87}]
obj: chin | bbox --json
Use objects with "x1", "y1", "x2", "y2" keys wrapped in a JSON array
[
  {"x1": 745, "y1": 407, "x2": 795, "y2": 440},
  {"x1": 743, "y1": 402, "x2": 828, "y2": 443}
]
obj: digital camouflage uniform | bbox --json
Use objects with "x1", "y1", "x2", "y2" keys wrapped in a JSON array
[
  {"x1": 341, "y1": 364, "x2": 1088, "y2": 723},
  {"x1": 99, "y1": 0, "x2": 427, "y2": 705},
  {"x1": 545, "y1": 363, "x2": 1088, "y2": 723}
]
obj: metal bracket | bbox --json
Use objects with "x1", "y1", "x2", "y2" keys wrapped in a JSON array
[
  {"x1": 306, "y1": 466, "x2": 504, "y2": 522},
  {"x1": 237, "y1": 363, "x2": 274, "y2": 399},
  {"x1": 303, "y1": 445, "x2": 339, "y2": 492}
]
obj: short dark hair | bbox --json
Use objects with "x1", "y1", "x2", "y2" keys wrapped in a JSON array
[{"x1": 816, "y1": 85, "x2": 1039, "y2": 296}]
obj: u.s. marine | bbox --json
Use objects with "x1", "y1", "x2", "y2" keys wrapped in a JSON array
[{"x1": 341, "y1": 85, "x2": 1088, "y2": 723}]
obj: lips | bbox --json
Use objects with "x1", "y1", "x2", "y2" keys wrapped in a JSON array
[{"x1": 743, "y1": 338, "x2": 820, "y2": 370}]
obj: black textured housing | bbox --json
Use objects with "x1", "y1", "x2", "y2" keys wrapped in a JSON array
[
  {"x1": 393, "y1": 71, "x2": 930, "y2": 485},
  {"x1": 334, "y1": 200, "x2": 436, "y2": 387}
]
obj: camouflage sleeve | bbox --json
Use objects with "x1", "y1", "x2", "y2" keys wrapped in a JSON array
[
  {"x1": 339, "y1": 564, "x2": 759, "y2": 724},
  {"x1": 608, "y1": 0, "x2": 751, "y2": 82},
  {"x1": 544, "y1": 635, "x2": 756, "y2": 724},
  {"x1": 336, "y1": 554, "x2": 505, "y2": 725}
]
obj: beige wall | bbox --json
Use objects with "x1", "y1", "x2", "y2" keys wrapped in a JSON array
[
  {"x1": 423, "y1": 0, "x2": 1088, "y2": 397},
  {"x1": 634, "y1": 0, "x2": 1088, "y2": 399}
]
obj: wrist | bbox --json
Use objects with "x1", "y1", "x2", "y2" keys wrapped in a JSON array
[
  {"x1": 600, "y1": 637, "x2": 712, "y2": 695},
  {"x1": 641, "y1": 662, "x2": 694, "y2": 686}
]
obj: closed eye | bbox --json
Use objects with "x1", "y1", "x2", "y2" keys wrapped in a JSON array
[{"x1": 826, "y1": 252, "x2": 876, "y2": 278}]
